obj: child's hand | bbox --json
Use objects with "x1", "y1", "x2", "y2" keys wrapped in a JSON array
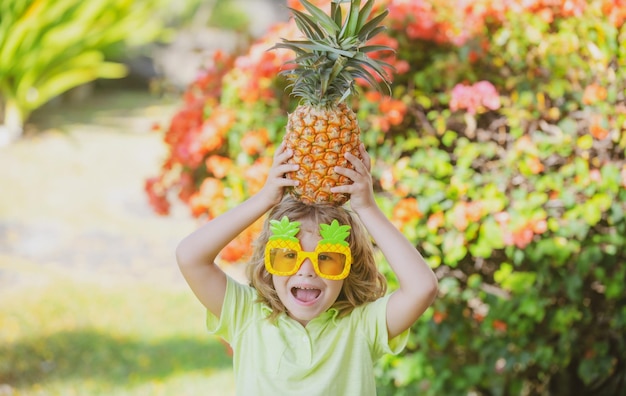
[
  {"x1": 332, "y1": 144, "x2": 376, "y2": 212},
  {"x1": 259, "y1": 143, "x2": 300, "y2": 206}
]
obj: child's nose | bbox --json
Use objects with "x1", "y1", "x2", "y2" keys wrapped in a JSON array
[{"x1": 297, "y1": 258, "x2": 316, "y2": 277}]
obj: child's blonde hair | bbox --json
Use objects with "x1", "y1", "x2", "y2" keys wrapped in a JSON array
[{"x1": 246, "y1": 196, "x2": 387, "y2": 322}]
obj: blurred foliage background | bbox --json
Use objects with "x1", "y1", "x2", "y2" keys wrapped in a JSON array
[
  {"x1": 0, "y1": 0, "x2": 265, "y2": 143},
  {"x1": 2, "y1": 0, "x2": 626, "y2": 395},
  {"x1": 144, "y1": 0, "x2": 626, "y2": 395},
  {"x1": 1, "y1": 0, "x2": 265, "y2": 394}
]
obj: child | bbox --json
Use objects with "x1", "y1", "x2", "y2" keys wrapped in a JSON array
[{"x1": 176, "y1": 143, "x2": 438, "y2": 395}]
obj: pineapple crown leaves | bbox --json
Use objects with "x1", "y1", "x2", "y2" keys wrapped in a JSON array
[
  {"x1": 319, "y1": 219, "x2": 351, "y2": 247},
  {"x1": 269, "y1": 216, "x2": 301, "y2": 242},
  {"x1": 271, "y1": 0, "x2": 394, "y2": 106}
]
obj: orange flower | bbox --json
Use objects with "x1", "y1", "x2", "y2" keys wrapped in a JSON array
[
  {"x1": 472, "y1": 312, "x2": 485, "y2": 323},
  {"x1": 205, "y1": 155, "x2": 234, "y2": 179},
  {"x1": 492, "y1": 319, "x2": 507, "y2": 332},
  {"x1": 514, "y1": 135, "x2": 534, "y2": 152},
  {"x1": 427, "y1": 211, "x2": 445, "y2": 230},
  {"x1": 537, "y1": 8, "x2": 554, "y2": 23},
  {"x1": 396, "y1": 183, "x2": 410, "y2": 198},
  {"x1": 530, "y1": 219, "x2": 548, "y2": 234},
  {"x1": 468, "y1": 50, "x2": 480, "y2": 63},
  {"x1": 188, "y1": 193, "x2": 208, "y2": 218},
  {"x1": 392, "y1": 197, "x2": 422, "y2": 228},
  {"x1": 213, "y1": 108, "x2": 236, "y2": 134},
  {"x1": 433, "y1": 310, "x2": 448, "y2": 324},
  {"x1": 466, "y1": 201, "x2": 484, "y2": 222},
  {"x1": 527, "y1": 156, "x2": 545, "y2": 174},
  {"x1": 221, "y1": 237, "x2": 250, "y2": 263},
  {"x1": 245, "y1": 157, "x2": 272, "y2": 194},
  {"x1": 221, "y1": 219, "x2": 263, "y2": 263},
  {"x1": 380, "y1": 168, "x2": 396, "y2": 191},
  {"x1": 188, "y1": 178, "x2": 227, "y2": 218},
  {"x1": 199, "y1": 177, "x2": 225, "y2": 200},
  {"x1": 512, "y1": 225, "x2": 534, "y2": 249},
  {"x1": 582, "y1": 83, "x2": 608, "y2": 105},
  {"x1": 452, "y1": 201, "x2": 483, "y2": 231},
  {"x1": 453, "y1": 204, "x2": 469, "y2": 232},
  {"x1": 590, "y1": 116, "x2": 609, "y2": 140},
  {"x1": 494, "y1": 211, "x2": 510, "y2": 224},
  {"x1": 496, "y1": 212, "x2": 542, "y2": 249},
  {"x1": 590, "y1": 169, "x2": 602, "y2": 183},
  {"x1": 199, "y1": 122, "x2": 225, "y2": 154},
  {"x1": 240, "y1": 128, "x2": 270, "y2": 156},
  {"x1": 177, "y1": 171, "x2": 196, "y2": 204},
  {"x1": 380, "y1": 97, "x2": 407, "y2": 127},
  {"x1": 365, "y1": 91, "x2": 382, "y2": 102}
]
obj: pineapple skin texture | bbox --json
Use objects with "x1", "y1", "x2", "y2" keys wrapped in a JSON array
[{"x1": 284, "y1": 102, "x2": 362, "y2": 206}]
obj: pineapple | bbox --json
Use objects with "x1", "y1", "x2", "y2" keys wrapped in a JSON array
[
  {"x1": 274, "y1": 0, "x2": 393, "y2": 205},
  {"x1": 269, "y1": 216, "x2": 301, "y2": 246},
  {"x1": 318, "y1": 219, "x2": 351, "y2": 250},
  {"x1": 317, "y1": 219, "x2": 352, "y2": 278}
]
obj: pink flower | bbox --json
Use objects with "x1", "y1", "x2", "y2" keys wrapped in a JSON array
[
  {"x1": 450, "y1": 81, "x2": 501, "y2": 114},
  {"x1": 473, "y1": 81, "x2": 501, "y2": 111}
]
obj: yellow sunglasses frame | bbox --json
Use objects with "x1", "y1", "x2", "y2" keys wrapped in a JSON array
[{"x1": 264, "y1": 240, "x2": 352, "y2": 280}]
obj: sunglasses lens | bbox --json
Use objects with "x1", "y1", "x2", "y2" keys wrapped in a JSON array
[
  {"x1": 317, "y1": 252, "x2": 347, "y2": 276},
  {"x1": 269, "y1": 248, "x2": 299, "y2": 272}
]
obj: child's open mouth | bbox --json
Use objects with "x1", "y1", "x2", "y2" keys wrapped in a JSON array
[{"x1": 291, "y1": 286, "x2": 321, "y2": 303}]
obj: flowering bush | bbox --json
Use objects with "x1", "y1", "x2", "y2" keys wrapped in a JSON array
[{"x1": 147, "y1": 0, "x2": 626, "y2": 394}]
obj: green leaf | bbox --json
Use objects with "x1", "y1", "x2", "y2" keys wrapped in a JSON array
[
  {"x1": 578, "y1": 351, "x2": 615, "y2": 386},
  {"x1": 577, "y1": 134, "x2": 594, "y2": 150},
  {"x1": 269, "y1": 216, "x2": 301, "y2": 241},
  {"x1": 319, "y1": 219, "x2": 351, "y2": 246},
  {"x1": 0, "y1": 0, "x2": 162, "y2": 130},
  {"x1": 482, "y1": 219, "x2": 505, "y2": 249},
  {"x1": 299, "y1": 0, "x2": 340, "y2": 36},
  {"x1": 338, "y1": 0, "x2": 361, "y2": 41},
  {"x1": 443, "y1": 232, "x2": 467, "y2": 266},
  {"x1": 494, "y1": 263, "x2": 513, "y2": 285}
]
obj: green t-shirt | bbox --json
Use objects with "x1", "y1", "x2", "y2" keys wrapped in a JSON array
[{"x1": 207, "y1": 276, "x2": 409, "y2": 396}]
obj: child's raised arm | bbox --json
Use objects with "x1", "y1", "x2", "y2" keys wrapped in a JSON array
[
  {"x1": 332, "y1": 145, "x2": 438, "y2": 339},
  {"x1": 175, "y1": 145, "x2": 299, "y2": 318}
]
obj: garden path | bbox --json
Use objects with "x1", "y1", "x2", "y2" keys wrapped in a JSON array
[{"x1": 0, "y1": 90, "x2": 245, "y2": 295}]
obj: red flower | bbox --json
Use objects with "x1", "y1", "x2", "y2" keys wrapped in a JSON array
[
  {"x1": 177, "y1": 171, "x2": 196, "y2": 204},
  {"x1": 144, "y1": 177, "x2": 170, "y2": 216},
  {"x1": 492, "y1": 319, "x2": 508, "y2": 332}
]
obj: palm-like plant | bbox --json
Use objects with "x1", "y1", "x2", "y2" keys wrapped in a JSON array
[{"x1": 0, "y1": 0, "x2": 162, "y2": 144}]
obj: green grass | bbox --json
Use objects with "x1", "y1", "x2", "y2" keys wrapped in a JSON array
[{"x1": 0, "y1": 277, "x2": 235, "y2": 395}]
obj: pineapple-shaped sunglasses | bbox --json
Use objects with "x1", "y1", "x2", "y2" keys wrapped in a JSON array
[{"x1": 264, "y1": 216, "x2": 352, "y2": 280}]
